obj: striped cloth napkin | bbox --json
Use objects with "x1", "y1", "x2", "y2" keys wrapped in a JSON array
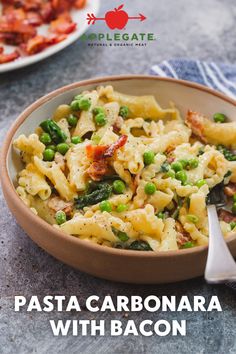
[{"x1": 151, "y1": 59, "x2": 236, "y2": 99}]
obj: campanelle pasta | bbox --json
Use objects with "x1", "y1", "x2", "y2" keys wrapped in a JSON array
[{"x1": 13, "y1": 86, "x2": 236, "y2": 252}]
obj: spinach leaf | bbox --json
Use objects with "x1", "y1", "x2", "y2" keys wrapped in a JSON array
[
  {"x1": 160, "y1": 161, "x2": 170, "y2": 173},
  {"x1": 40, "y1": 119, "x2": 67, "y2": 144},
  {"x1": 128, "y1": 240, "x2": 153, "y2": 251},
  {"x1": 75, "y1": 182, "x2": 112, "y2": 209}
]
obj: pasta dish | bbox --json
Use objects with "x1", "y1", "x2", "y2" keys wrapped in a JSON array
[{"x1": 13, "y1": 86, "x2": 236, "y2": 251}]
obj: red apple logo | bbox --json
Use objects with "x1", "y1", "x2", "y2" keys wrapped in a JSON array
[
  {"x1": 105, "y1": 5, "x2": 129, "y2": 30},
  {"x1": 87, "y1": 5, "x2": 146, "y2": 29}
]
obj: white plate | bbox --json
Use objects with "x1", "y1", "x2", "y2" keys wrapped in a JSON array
[{"x1": 0, "y1": 0, "x2": 100, "y2": 73}]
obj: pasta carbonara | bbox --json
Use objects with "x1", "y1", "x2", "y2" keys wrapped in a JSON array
[{"x1": 13, "y1": 86, "x2": 236, "y2": 251}]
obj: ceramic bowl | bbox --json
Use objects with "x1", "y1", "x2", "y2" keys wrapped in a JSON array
[{"x1": 1, "y1": 76, "x2": 236, "y2": 284}]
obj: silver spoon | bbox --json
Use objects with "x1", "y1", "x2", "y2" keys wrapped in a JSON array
[{"x1": 205, "y1": 184, "x2": 236, "y2": 284}]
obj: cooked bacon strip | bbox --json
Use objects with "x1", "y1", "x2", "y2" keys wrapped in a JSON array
[
  {"x1": 86, "y1": 135, "x2": 128, "y2": 163},
  {"x1": 40, "y1": 3, "x2": 55, "y2": 23},
  {"x1": 0, "y1": 0, "x2": 81, "y2": 63},
  {"x1": 86, "y1": 145, "x2": 108, "y2": 161},
  {"x1": 224, "y1": 183, "x2": 236, "y2": 197},
  {"x1": 25, "y1": 35, "x2": 47, "y2": 55},
  {"x1": 48, "y1": 196, "x2": 73, "y2": 215},
  {"x1": 185, "y1": 110, "x2": 206, "y2": 143},
  {"x1": 175, "y1": 221, "x2": 191, "y2": 246},
  {"x1": 218, "y1": 209, "x2": 236, "y2": 223},
  {"x1": 75, "y1": 0, "x2": 87, "y2": 9},
  {"x1": 0, "y1": 49, "x2": 20, "y2": 64},
  {"x1": 86, "y1": 160, "x2": 109, "y2": 181},
  {"x1": 50, "y1": 13, "x2": 76, "y2": 34},
  {"x1": 103, "y1": 135, "x2": 128, "y2": 158},
  {"x1": 26, "y1": 11, "x2": 43, "y2": 26},
  {"x1": 46, "y1": 33, "x2": 67, "y2": 45},
  {"x1": 112, "y1": 116, "x2": 124, "y2": 134}
]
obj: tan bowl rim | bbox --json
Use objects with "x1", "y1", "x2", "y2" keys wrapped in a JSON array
[{"x1": 1, "y1": 74, "x2": 236, "y2": 259}]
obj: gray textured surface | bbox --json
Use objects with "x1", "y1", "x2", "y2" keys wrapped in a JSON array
[{"x1": 0, "y1": 0, "x2": 236, "y2": 353}]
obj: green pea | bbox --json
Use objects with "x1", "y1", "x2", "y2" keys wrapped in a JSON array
[
  {"x1": 187, "y1": 214, "x2": 199, "y2": 224},
  {"x1": 116, "y1": 204, "x2": 128, "y2": 213},
  {"x1": 93, "y1": 107, "x2": 105, "y2": 115},
  {"x1": 79, "y1": 97, "x2": 91, "y2": 111},
  {"x1": 166, "y1": 169, "x2": 175, "y2": 178},
  {"x1": 213, "y1": 113, "x2": 227, "y2": 123},
  {"x1": 188, "y1": 158, "x2": 199, "y2": 169},
  {"x1": 95, "y1": 112, "x2": 107, "y2": 126},
  {"x1": 181, "y1": 241, "x2": 194, "y2": 249},
  {"x1": 195, "y1": 179, "x2": 206, "y2": 188},
  {"x1": 47, "y1": 144, "x2": 56, "y2": 151},
  {"x1": 171, "y1": 161, "x2": 183, "y2": 172},
  {"x1": 57, "y1": 143, "x2": 69, "y2": 155},
  {"x1": 233, "y1": 194, "x2": 236, "y2": 203},
  {"x1": 113, "y1": 180, "x2": 126, "y2": 194},
  {"x1": 232, "y1": 203, "x2": 236, "y2": 215},
  {"x1": 55, "y1": 210, "x2": 66, "y2": 225},
  {"x1": 176, "y1": 170, "x2": 187, "y2": 184},
  {"x1": 40, "y1": 132, "x2": 52, "y2": 145},
  {"x1": 70, "y1": 96, "x2": 91, "y2": 111},
  {"x1": 179, "y1": 159, "x2": 189, "y2": 169},
  {"x1": 119, "y1": 106, "x2": 129, "y2": 118},
  {"x1": 230, "y1": 221, "x2": 236, "y2": 230},
  {"x1": 144, "y1": 182, "x2": 156, "y2": 195},
  {"x1": 100, "y1": 200, "x2": 112, "y2": 212},
  {"x1": 70, "y1": 100, "x2": 80, "y2": 111},
  {"x1": 43, "y1": 148, "x2": 55, "y2": 161},
  {"x1": 74, "y1": 94, "x2": 83, "y2": 100},
  {"x1": 143, "y1": 151, "x2": 155, "y2": 165},
  {"x1": 71, "y1": 136, "x2": 82, "y2": 144},
  {"x1": 156, "y1": 212, "x2": 165, "y2": 219},
  {"x1": 67, "y1": 114, "x2": 78, "y2": 127}
]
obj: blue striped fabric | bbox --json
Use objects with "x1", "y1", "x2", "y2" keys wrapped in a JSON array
[{"x1": 151, "y1": 59, "x2": 236, "y2": 99}]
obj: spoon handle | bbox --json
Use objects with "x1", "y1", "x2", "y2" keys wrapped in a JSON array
[{"x1": 205, "y1": 205, "x2": 236, "y2": 283}]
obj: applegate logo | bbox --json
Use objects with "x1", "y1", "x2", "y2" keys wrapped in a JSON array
[
  {"x1": 81, "y1": 4, "x2": 155, "y2": 47},
  {"x1": 87, "y1": 4, "x2": 146, "y2": 30}
]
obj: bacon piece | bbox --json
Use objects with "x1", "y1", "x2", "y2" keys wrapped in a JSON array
[
  {"x1": 0, "y1": 1, "x2": 83, "y2": 63},
  {"x1": 103, "y1": 135, "x2": 128, "y2": 158},
  {"x1": 0, "y1": 50, "x2": 20, "y2": 63},
  {"x1": 224, "y1": 183, "x2": 236, "y2": 197},
  {"x1": 75, "y1": 0, "x2": 87, "y2": 9},
  {"x1": 48, "y1": 196, "x2": 73, "y2": 215},
  {"x1": 40, "y1": 3, "x2": 55, "y2": 23},
  {"x1": 25, "y1": 35, "x2": 47, "y2": 54},
  {"x1": 3, "y1": 8, "x2": 26, "y2": 22},
  {"x1": 46, "y1": 33, "x2": 67, "y2": 45},
  {"x1": 0, "y1": 17, "x2": 36, "y2": 45},
  {"x1": 86, "y1": 145, "x2": 108, "y2": 161},
  {"x1": 112, "y1": 116, "x2": 124, "y2": 134},
  {"x1": 52, "y1": 0, "x2": 71, "y2": 13},
  {"x1": 86, "y1": 135, "x2": 128, "y2": 162},
  {"x1": 86, "y1": 160, "x2": 109, "y2": 181},
  {"x1": 50, "y1": 13, "x2": 76, "y2": 35},
  {"x1": 218, "y1": 209, "x2": 236, "y2": 223},
  {"x1": 166, "y1": 156, "x2": 175, "y2": 164},
  {"x1": 175, "y1": 221, "x2": 191, "y2": 246},
  {"x1": 186, "y1": 110, "x2": 207, "y2": 143},
  {"x1": 26, "y1": 11, "x2": 43, "y2": 26}
]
